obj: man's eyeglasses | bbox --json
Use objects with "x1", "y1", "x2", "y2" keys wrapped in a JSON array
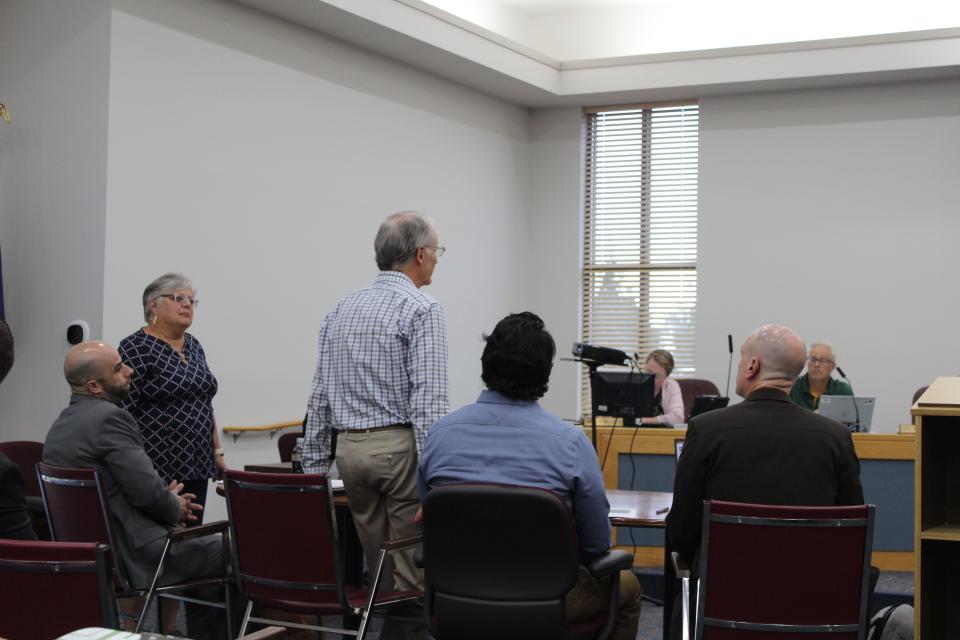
[
  {"x1": 424, "y1": 245, "x2": 446, "y2": 256},
  {"x1": 158, "y1": 294, "x2": 199, "y2": 308},
  {"x1": 807, "y1": 356, "x2": 834, "y2": 365}
]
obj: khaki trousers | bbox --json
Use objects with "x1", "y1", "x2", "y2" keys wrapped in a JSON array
[
  {"x1": 336, "y1": 428, "x2": 423, "y2": 592},
  {"x1": 566, "y1": 566, "x2": 642, "y2": 640}
]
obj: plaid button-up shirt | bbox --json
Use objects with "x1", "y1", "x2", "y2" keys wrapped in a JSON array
[{"x1": 303, "y1": 271, "x2": 449, "y2": 473}]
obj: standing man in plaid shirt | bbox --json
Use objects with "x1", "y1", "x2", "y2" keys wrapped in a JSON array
[{"x1": 304, "y1": 210, "x2": 449, "y2": 599}]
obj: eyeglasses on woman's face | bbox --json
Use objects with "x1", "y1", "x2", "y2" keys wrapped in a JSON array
[{"x1": 158, "y1": 293, "x2": 199, "y2": 308}]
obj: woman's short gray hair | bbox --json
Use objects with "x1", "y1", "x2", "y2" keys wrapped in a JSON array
[
  {"x1": 374, "y1": 211, "x2": 435, "y2": 271},
  {"x1": 142, "y1": 272, "x2": 195, "y2": 322}
]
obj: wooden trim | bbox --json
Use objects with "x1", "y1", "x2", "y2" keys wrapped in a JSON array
[
  {"x1": 589, "y1": 425, "x2": 916, "y2": 463},
  {"x1": 222, "y1": 421, "x2": 302, "y2": 433},
  {"x1": 851, "y1": 433, "x2": 915, "y2": 460},
  {"x1": 872, "y1": 551, "x2": 915, "y2": 572},
  {"x1": 618, "y1": 547, "x2": 915, "y2": 571}
]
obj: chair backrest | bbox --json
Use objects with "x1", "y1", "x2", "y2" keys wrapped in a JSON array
[
  {"x1": 696, "y1": 500, "x2": 874, "y2": 640},
  {"x1": 675, "y1": 379, "x2": 721, "y2": 421},
  {"x1": 422, "y1": 484, "x2": 581, "y2": 640},
  {"x1": 36, "y1": 463, "x2": 113, "y2": 547},
  {"x1": 277, "y1": 432, "x2": 299, "y2": 463},
  {"x1": 0, "y1": 440, "x2": 44, "y2": 496},
  {"x1": 0, "y1": 539, "x2": 118, "y2": 638},
  {"x1": 223, "y1": 469, "x2": 347, "y2": 612}
]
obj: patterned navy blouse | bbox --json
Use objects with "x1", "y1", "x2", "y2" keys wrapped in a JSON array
[{"x1": 118, "y1": 329, "x2": 218, "y2": 482}]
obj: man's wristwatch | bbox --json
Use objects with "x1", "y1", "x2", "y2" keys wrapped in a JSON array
[{"x1": 214, "y1": 448, "x2": 224, "y2": 457}]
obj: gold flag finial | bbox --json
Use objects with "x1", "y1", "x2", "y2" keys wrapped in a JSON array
[{"x1": 0, "y1": 103, "x2": 10, "y2": 124}]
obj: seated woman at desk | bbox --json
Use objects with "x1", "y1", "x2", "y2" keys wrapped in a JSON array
[{"x1": 640, "y1": 349, "x2": 685, "y2": 425}]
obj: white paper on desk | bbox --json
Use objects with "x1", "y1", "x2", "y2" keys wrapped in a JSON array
[
  {"x1": 331, "y1": 478, "x2": 345, "y2": 491},
  {"x1": 609, "y1": 507, "x2": 639, "y2": 519}
]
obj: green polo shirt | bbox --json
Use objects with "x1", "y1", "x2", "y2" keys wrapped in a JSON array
[{"x1": 789, "y1": 373, "x2": 853, "y2": 411}]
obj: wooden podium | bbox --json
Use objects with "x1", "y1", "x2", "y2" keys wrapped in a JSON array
[{"x1": 911, "y1": 377, "x2": 960, "y2": 639}]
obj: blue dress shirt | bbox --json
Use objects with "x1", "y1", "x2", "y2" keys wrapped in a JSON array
[{"x1": 418, "y1": 389, "x2": 612, "y2": 563}]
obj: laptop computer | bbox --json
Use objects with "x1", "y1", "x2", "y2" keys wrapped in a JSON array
[
  {"x1": 687, "y1": 395, "x2": 729, "y2": 421},
  {"x1": 819, "y1": 395, "x2": 875, "y2": 433}
]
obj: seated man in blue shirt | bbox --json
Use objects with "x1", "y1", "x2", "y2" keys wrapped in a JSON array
[{"x1": 417, "y1": 311, "x2": 641, "y2": 640}]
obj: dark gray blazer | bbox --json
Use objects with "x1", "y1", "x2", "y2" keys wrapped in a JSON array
[
  {"x1": 666, "y1": 387, "x2": 864, "y2": 563},
  {"x1": 43, "y1": 393, "x2": 183, "y2": 587}
]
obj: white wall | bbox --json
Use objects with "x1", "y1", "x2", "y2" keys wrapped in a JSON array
[
  {"x1": 696, "y1": 80, "x2": 960, "y2": 431},
  {"x1": 101, "y1": 0, "x2": 532, "y2": 517},
  {"x1": 526, "y1": 107, "x2": 584, "y2": 420},
  {"x1": 527, "y1": 80, "x2": 960, "y2": 433},
  {"x1": 0, "y1": 0, "x2": 112, "y2": 439}
]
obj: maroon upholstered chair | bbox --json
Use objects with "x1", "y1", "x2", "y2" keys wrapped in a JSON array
[
  {"x1": 675, "y1": 379, "x2": 721, "y2": 421},
  {"x1": 36, "y1": 463, "x2": 232, "y2": 635},
  {"x1": 277, "y1": 431, "x2": 299, "y2": 463},
  {"x1": 0, "y1": 539, "x2": 118, "y2": 638},
  {"x1": 0, "y1": 440, "x2": 48, "y2": 538},
  {"x1": 676, "y1": 500, "x2": 874, "y2": 640},
  {"x1": 0, "y1": 440, "x2": 43, "y2": 497},
  {"x1": 224, "y1": 469, "x2": 421, "y2": 640}
]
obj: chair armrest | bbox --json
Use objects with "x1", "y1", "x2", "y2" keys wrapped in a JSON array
[
  {"x1": 670, "y1": 551, "x2": 690, "y2": 579},
  {"x1": 169, "y1": 519, "x2": 229, "y2": 542},
  {"x1": 380, "y1": 533, "x2": 423, "y2": 552},
  {"x1": 586, "y1": 549, "x2": 633, "y2": 578}
]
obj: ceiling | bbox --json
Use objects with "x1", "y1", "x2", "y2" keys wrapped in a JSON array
[{"x1": 232, "y1": 0, "x2": 960, "y2": 107}]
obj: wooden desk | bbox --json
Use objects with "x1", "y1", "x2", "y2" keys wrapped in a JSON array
[
  {"x1": 608, "y1": 489, "x2": 670, "y2": 528},
  {"x1": 587, "y1": 425, "x2": 916, "y2": 571}
]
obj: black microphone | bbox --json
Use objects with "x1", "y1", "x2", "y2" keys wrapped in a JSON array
[
  {"x1": 835, "y1": 366, "x2": 860, "y2": 431},
  {"x1": 725, "y1": 334, "x2": 734, "y2": 398},
  {"x1": 572, "y1": 342, "x2": 629, "y2": 367}
]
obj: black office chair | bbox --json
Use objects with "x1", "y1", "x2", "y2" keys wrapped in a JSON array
[{"x1": 420, "y1": 483, "x2": 633, "y2": 640}]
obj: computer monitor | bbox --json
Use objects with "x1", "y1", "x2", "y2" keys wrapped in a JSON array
[
  {"x1": 819, "y1": 396, "x2": 875, "y2": 433},
  {"x1": 591, "y1": 370, "x2": 656, "y2": 427}
]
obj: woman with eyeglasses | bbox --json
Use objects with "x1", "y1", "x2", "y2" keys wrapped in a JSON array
[
  {"x1": 639, "y1": 349, "x2": 685, "y2": 426},
  {"x1": 117, "y1": 272, "x2": 225, "y2": 526},
  {"x1": 789, "y1": 341, "x2": 853, "y2": 411}
]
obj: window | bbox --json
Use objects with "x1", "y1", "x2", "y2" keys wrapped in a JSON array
[{"x1": 581, "y1": 102, "x2": 700, "y2": 412}]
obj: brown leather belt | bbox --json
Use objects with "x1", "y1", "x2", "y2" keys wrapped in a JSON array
[{"x1": 336, "y1": 423, "x2": 412, "y2": 435}]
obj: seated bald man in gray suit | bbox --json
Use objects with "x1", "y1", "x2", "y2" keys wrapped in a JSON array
[{"x1": 43, "y1": 341, "x2": 226, "y2": 638}]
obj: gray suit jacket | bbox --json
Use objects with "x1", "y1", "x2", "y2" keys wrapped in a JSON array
[{"x1": 43, "y1": 393, "x2": 183, "y2": 587}]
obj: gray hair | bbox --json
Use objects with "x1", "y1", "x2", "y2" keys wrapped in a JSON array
[
  {"x1": 810, "y1": 341, "x2": 836, "y2": 361},
  {"x1": 374, "y1": 211, "x2": 435, "y2": 271},
  {"x1": 142, "y1": 272, "x2": 195, "y2": 322}
]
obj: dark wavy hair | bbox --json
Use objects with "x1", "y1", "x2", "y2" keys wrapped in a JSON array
[{"x1": 481, "y1": 312, "x2": 555, "y2": 401}]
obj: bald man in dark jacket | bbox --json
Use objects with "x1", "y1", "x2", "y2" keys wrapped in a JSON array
[{"x1": 666, "y1": 325, "x2": 864, "y2": 639}]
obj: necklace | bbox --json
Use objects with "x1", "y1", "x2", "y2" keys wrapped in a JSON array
[{"x1": 145, "y1": 326, "x2": 188, "y2": 364}]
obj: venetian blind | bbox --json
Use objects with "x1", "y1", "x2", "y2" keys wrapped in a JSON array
[{"x1": 582, "y1": 102, "x2": 700, "y2": 412}]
